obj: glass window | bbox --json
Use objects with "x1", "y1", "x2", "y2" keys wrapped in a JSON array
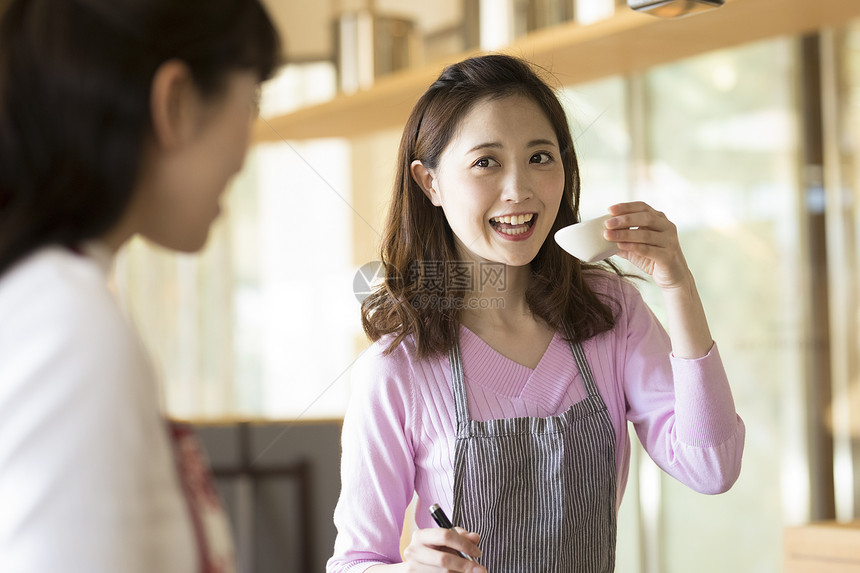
[
  {"x1": 644, "y1": 38, "x2": 804, "y2": 572},
  {"x1": 832, "y1": 21, "x2": 860, "y2": 519},
  {"x1": 561, "y1": 76, "x2": 632, "y2": 217},
  {"x1": 563, "y1": 39, "x2": 806, "y2": 570}
]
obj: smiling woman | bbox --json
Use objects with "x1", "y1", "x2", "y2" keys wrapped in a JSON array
[
  {"x1": 410, "y1": 94, "x2": 565, "y2": 265},
  {"x1": 328, "y1": 54, "x2": 745, "y2": 573},
  {"x1": 361, "y1": 55, "x2": 616, "y2": 359}
]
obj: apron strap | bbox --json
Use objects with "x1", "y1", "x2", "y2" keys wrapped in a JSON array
[
  {"x1": 449, "y1": 338, "x2": 471, "y2": 429},
  {"x1": 568, "y1": 339, "x2": 601, "y2": 399},
  {"x1": 562, "y1": 324, "x2": 601, "y2": 399}
]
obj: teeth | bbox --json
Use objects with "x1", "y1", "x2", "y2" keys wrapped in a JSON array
[
  {"x1": 497, "y1": 226, "x2": 529, "y2": 235},
  {"x1": 491, "y1": 213, "x2": 534, "y2": 225}
]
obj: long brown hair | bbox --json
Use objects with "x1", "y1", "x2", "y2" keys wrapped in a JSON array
[{"x1": 362, "y1": 54, "x2": 619, "y2": 358}]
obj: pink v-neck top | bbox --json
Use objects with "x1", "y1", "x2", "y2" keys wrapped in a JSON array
[{"x1": 327, "y1": 272, "x2": 745, "y2": 573}]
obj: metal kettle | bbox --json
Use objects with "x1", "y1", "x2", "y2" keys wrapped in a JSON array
[{"x1": 628, "y1": 0, "x2": 724, "y2": 18}]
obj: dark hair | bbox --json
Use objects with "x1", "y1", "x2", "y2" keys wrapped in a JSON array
[
  {"x1": 0, "y1": 0, "x2": 281, "y2": 276},
  {"x1": 361, "y1": 54, "x2": 620, "y2": 358}
]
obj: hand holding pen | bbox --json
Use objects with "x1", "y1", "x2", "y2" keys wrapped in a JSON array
[
  {"x1": 429, "y1": 504, "x2": 481, "y2": 565},
  {"x1": 398, "y1": 504, "x2": 486, "y2": 573}
]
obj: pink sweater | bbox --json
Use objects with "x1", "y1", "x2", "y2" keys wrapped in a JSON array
[{"x1": 327, "y1": 274, "x2": 745, "y2": 573}]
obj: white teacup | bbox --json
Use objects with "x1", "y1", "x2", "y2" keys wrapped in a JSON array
[{"x1": 554, "y1": 214, "x2": 620, "y2": 262}]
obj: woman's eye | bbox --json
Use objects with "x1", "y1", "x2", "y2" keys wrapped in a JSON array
[
  {"x1": 474, "y1": 157, "x2": 499, "y2": 168},
  {"x1": 530, "y1": 152, "x2": 553, "y2": 164}
]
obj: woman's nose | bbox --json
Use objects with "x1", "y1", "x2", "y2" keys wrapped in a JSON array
[{"x1": 500, "y1": 168, "x2": 533, "y2": 202}]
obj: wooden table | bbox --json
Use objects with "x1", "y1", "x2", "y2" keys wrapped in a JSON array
[{"x1": 784, "y1": 521, "x2": 860, "y2": 572}]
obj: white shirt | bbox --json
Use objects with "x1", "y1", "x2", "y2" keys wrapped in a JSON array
[{"x1": 0, "y1": 245, "x2": 197, "y2": 573}]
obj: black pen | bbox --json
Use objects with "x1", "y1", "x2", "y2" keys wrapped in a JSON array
[{"x1": 428, "y1": 504, "x2": 480, "y2": 564}]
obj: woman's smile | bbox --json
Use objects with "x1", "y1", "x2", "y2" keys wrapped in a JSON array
[{"x1": 489, "y1": 212, "x2": 538, "y2": 240}]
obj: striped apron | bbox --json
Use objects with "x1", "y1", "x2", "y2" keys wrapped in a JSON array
[{"x1": 449, "y1": 334, "x2": 617, "y2": 572}]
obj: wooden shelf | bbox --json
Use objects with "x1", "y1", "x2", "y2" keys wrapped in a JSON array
[{"x1": 254, "y1": 0, "x2": 860, "y2": 143}]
